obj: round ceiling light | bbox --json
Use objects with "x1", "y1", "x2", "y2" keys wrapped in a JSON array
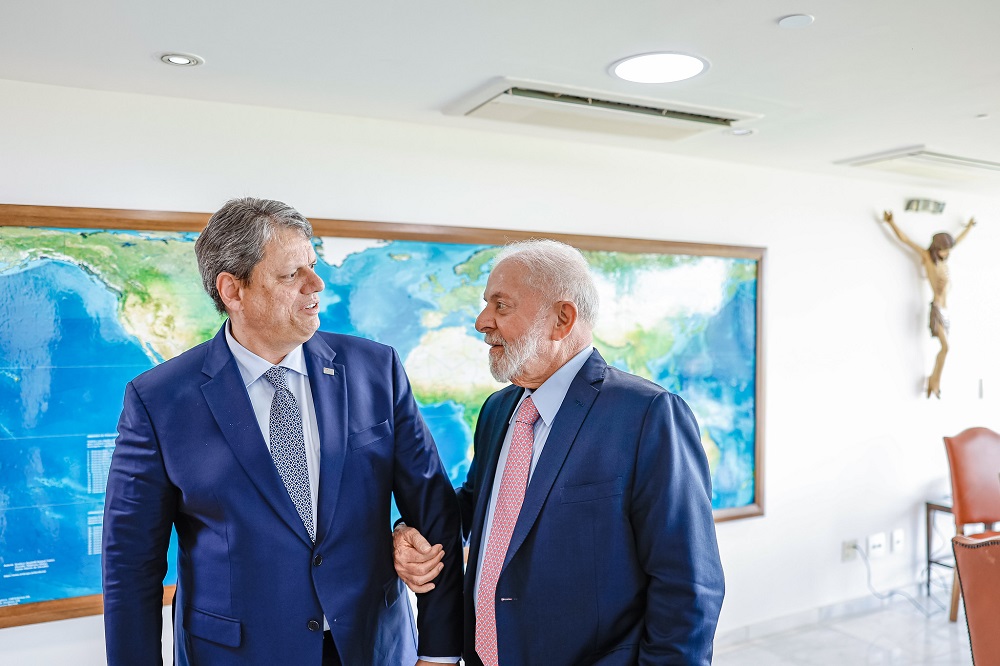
[
  {"x1": 726, "y1": 128, "x2": 756, "y2": 136},
  {"x1": 611, "y1": 52, "x2": 708, "y2": 84},
  {"x1": 159, "y1": 53, "x2": 204, "y2": 67}
]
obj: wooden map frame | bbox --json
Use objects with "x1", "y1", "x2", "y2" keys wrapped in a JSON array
[{"x1": 0, "y1": 203, "x2": 765, "y2": 628}]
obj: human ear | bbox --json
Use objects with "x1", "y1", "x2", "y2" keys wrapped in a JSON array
[
  {"x1": 551, "y1": 301, "x2": 578, "y2": 341},
  {"x1": 216, "y1": 273, "x2": 242, "y2": 313}
]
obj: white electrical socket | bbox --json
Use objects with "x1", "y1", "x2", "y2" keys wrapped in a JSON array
[
  {"x1": 891, "y1": 528, "x2": 905, "y2": 553},
  {"x1": 868, "y1": 532, "x2": 887, "y2": 558},
  {"x1": 842, "y1": 539, "x2": 859, "y2": 562}
]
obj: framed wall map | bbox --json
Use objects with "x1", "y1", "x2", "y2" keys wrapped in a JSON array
[{"x1": 0, "y1": 203, "x2": 765, "y2": 627}]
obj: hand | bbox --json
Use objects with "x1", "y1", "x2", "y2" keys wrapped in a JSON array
[
  {"x1": 393, "y1": 524, "x2": 445, "y2": 593},
  {"x1": 882, "y1": 210, "x2": 894, "y2": 224},
  {"x1": 968, "y1": 216, "x2": 977, "y2": 227},
  {"x1": 415, "y1": 661, "x2": 448, "y2": 666}
]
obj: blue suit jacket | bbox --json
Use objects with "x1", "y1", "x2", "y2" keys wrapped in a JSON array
[
  {"x1": 458, "y1": 350, "x2": 724, "y2": 666},
  {"x1": 102, "y1": 326, "x2": 463, "y2": 665}
]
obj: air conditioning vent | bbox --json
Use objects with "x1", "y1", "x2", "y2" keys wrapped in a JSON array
[
  {"x1": 837, "y1": 145, "x2": 1000, "y2": 183},
  {"x1": 447, "y1": 78, "x2": 760, "y2": 142},
  {"x1": 483, "y1": 87, "x2": 738, "y2": 125}
]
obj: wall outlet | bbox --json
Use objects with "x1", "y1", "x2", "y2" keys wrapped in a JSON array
[
  {"x1": 842, "y1": 539, "x2": 859, "y2": 562},
  {"x1": 868, "y1": 532, "x2": 887, "y2": 558},
  {"x1": 891, "y1": 528, "x2": 905, "y2": 553}
]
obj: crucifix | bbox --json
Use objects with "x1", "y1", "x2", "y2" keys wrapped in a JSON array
[{"x1": 879, "y1": 210, "x2": 977, "y2": 398}]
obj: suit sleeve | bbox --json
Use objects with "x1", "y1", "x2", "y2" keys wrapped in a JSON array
[
  {"x1": 456, "y1": 456, "x2": 476, "y2": 545},
  {"x1": 386, "y1": 349, "x2": 464, "y2": 657},
  {"x1": 456, "y1": 393, "x2": 493, "y2": 544},
  {"x1": 632, "y1": 392, "x2": 725, "y2": 666},
  {"x1": 102, "y1": 382, "x2": 178, "y2": 666}
]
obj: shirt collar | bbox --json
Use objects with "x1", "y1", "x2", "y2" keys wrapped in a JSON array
[
  {"x1": 225, "y1": 320, "x2": 308, "y2": 388},
  {"x1": 516, "y1": 345, "x2": 594, "y2": 427}
]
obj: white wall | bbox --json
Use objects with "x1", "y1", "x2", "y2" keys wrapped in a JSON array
[{"x1": 1, "y1": 78, "x2": 998, "y2": 662}]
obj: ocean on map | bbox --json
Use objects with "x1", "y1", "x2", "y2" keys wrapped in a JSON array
[{"x1": 0, "y1": 259, "x2": 178, "y2": 605}]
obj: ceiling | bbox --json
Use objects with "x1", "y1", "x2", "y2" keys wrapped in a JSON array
[{"x1": 3, "y1": 0, "x2": 1000, "y2": 191}]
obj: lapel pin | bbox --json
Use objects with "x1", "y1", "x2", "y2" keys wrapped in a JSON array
[{"x1": 323, "y1": 367, "x2": 336, "y2": 376}]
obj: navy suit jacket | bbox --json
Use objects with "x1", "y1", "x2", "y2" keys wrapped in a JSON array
[
  {"x1": 458, "y1": 350, "x2": 724, "y2": 666},
  {"x1": 102, "y1": 326, "x2": 463, "y2": 665}
]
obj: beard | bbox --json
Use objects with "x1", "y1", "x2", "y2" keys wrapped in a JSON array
[{"x1": 485, "y1": 316, "x2": 548, "y2": 383}]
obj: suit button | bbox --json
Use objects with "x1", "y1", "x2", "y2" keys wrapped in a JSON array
[
  {"x1": 313, "y1": 554, "x2": 323, "y2": 566},
  {"x1": 307, "y1": 620, "x2": 321, "y2": 632}
]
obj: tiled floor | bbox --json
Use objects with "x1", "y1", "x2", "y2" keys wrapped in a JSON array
[{"x1": 715, "y1": 601, "x2": 973, "y2": 665}]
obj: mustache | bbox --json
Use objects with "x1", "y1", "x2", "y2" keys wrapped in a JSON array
[{"x1": 484, "y1": 333, "x2": 507, "y2": 347}]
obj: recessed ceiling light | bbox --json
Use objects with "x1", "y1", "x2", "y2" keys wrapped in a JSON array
[
  {"x1": 159, "y1": 53, "x2": 204, "y2": 67},
  {"x1": 778, "y1": 14, "x2": 814, "y2": 29},
  {"x1": 726, "y1": 128, "x2": 756, "y2": 136},
  {"x1": 611, "y1": 53, "x2": 708, "y2": 84},
  {"x1": 976, "y1": 113, "x2": 990, "y2": 120}
]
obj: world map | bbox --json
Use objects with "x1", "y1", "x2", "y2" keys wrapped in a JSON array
[{"x1": 0, "y1": 226, "x2": 758, "y2": 609}]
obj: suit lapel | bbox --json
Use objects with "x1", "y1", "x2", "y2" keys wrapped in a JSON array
[
  {"x1": 502, "y1": 350, "x2": 606, "y2": 570},
  {"x1": 467, "y1": 386, "x2": 522, "y2": 570},
  {"x1": 303, "y1": 334, "x2": 347, "y2": 545},
  {"x1": 200, "y1": 326, "x2": 313, "y2": 545}
]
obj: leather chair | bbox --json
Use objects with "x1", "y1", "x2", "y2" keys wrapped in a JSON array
[
  {"x1": 943, "y1": 427, "x2": 1000, "y2": 622},
  {"x1": 953, "y1": 534, "x2": 1000, "y2": 663}
]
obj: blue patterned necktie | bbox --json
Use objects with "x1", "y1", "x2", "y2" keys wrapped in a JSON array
[{"x1": 263, "y1": 366, "x2": 315, "y2": 542}]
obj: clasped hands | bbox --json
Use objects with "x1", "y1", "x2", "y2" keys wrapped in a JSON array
[
  {"x1": 393, "y1": 523, "x2": 445, "y2": 593},
  {"x1": 394, "y1": 526, "x2": 465, "y2": 666}
]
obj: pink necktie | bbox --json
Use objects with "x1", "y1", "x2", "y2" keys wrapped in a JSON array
[{"x1": 476, "y1": 396, "x2": 540, "y2": 666}]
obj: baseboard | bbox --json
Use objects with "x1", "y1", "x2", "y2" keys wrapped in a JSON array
[{"x1": 714, "y1": 583, "x2": 926, "y2": 650}]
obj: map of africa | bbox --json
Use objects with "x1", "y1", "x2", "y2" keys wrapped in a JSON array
[{"x1": 0, "y1": 226, "x2": 758, "y2": 610}]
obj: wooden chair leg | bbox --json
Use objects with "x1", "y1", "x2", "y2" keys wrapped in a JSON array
[{"x1": 950, "y1": 568, "x2": 961, "y2": 622}]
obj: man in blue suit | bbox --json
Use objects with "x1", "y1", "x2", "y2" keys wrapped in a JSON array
[
  {"x1": 102, "y1": 198, "x2": 463, "y2": 665},
  {"x1": 394, "y1": 239, "x2": 724, "y2": 665}
]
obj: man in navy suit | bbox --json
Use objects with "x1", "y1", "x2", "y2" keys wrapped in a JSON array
[
  {"x1": 394, "y1": 239, "x2": 724, "y2": 665},
  {"x1": 102, "y1": 198, "x2": 463, "y2": 665}
]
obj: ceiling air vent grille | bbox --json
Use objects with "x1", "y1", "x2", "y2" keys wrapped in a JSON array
[
  {"x1": 492, "y1": 88, "x2": 737, "y2": 126},
  {"x1": 450, "y1": 78, "x2": 759, "y2": 142},
  {"x1": 837, "y1": 145, "x2": 1000, "y2": 183}
]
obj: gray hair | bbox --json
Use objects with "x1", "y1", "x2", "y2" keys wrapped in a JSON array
[
  {"x1": 195, "y1": 197, "x2": 313, "y2": 313},
  {"x1": 494, "y1": 239, "x2": 599, "y2": 327}
]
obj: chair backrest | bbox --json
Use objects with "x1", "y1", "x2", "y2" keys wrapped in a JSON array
[
  {"x1": 953, "y1": 534, "x2": 1000, "y2": 662},
  {"x1": 943, "y1": 427, "x2": 1000, "y2": 528}
]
